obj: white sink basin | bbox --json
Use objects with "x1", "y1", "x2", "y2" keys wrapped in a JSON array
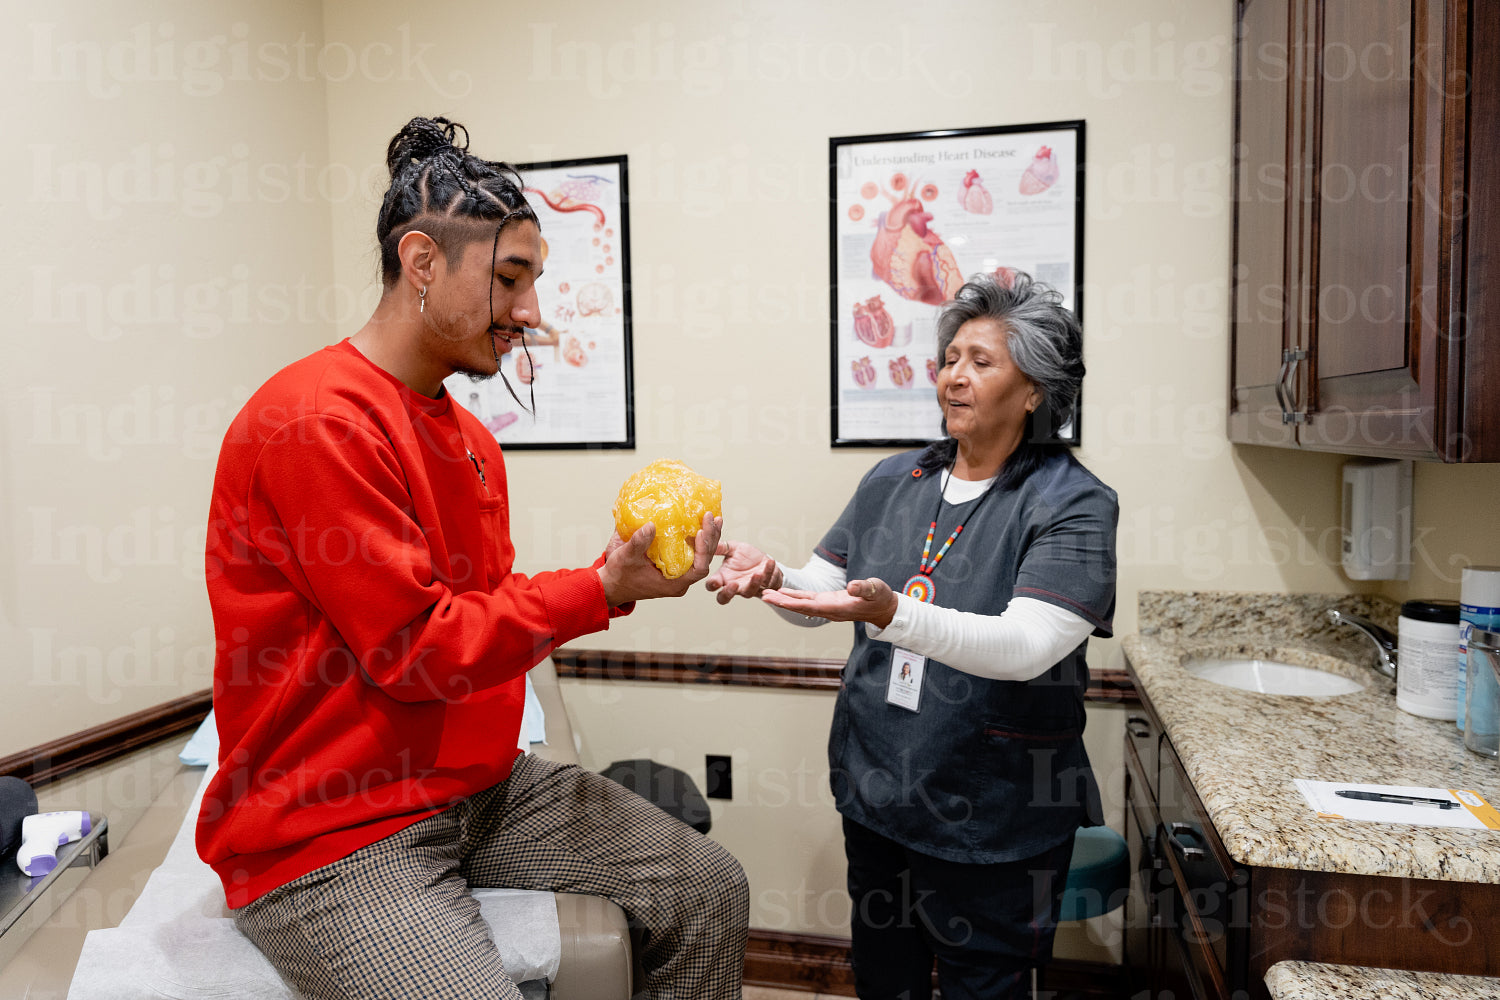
[{"x1": 1183, "y1": 657, "x2": 1365, "y2": 696}]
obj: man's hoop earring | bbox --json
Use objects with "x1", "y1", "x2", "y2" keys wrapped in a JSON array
[{"x1": 419, "y1": 286, "x2": 427, "y2": 314}]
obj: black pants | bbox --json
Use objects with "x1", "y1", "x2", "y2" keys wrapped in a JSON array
[{"x1": 843, "y1": 816, "x2": 1076, "y2": 1000}]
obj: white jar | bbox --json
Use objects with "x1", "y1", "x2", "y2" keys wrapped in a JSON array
[{"x1": 1397, "y1": 599, "x2": 1462, "y2": 719}]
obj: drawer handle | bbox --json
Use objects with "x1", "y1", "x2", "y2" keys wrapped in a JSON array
[
  {"x1": 1126, "y1": 716, "x2": 1152, "y2": 739},
  {"x1": 1167, "y1": 822, "x2": 1208, "y2": 862}
]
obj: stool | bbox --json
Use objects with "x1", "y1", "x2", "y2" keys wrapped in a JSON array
[
  {"x1": 1033, "y1": 826, "x2": 1130, "y2": 999},
  {"x1": 1059, "y1": 826, "x2": 1130, "y2": 922}
]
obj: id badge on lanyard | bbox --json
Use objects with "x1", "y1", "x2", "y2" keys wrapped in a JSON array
[{"x1": 886, "y1": 647, "x2": 925, "y2": 712}]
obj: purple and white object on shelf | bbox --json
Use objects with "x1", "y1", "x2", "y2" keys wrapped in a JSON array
[{"x1": 17, "y1": 810, "x2": 90, "y2": 876}]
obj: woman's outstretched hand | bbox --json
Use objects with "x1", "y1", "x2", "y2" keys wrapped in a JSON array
[
  {"x1": 704, "y1": 540, "x2": 783, "y2": 604},
  {"x1": 761, "y1": 577, "x2": 899, "y2": 629}
]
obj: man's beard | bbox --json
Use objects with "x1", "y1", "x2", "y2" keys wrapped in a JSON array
[
  {"x1": 460, "y1": 327, "x2": 536, "y2": 417},
  {"x1": 455, "y1": 328, "x2": 512, "y2": 382}
]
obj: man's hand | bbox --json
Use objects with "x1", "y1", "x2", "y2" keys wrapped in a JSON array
[
  {"x1": 704, "y1": 540, "x2": 782, "y2": 605},
  {"x1": 598, "y1": 512, "x2": 723, "y2": 606},
  {"x1": 760, "y1": 577, "x2": 899, "y2": 629}
]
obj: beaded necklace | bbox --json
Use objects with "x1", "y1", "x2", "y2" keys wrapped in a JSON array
[{"x1": 902, "y1": 467, "x2": 999, "y2": 604}]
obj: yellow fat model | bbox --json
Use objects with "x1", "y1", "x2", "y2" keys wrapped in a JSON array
[{"x1": 612, "y1": 459, "x2": 722, "y2": 579}]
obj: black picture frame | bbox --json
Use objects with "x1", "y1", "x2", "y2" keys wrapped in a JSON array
[
  {"x1": 828, "y1": 121, "x2": 1085, "y2": 448},
  {"x1": 451, "y1": 154, "x2": 635, "y2": 450}
]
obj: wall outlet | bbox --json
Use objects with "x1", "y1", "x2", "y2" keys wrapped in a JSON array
[{"x1": 704, "y1": 755, "x2": 732, "y2": 800}]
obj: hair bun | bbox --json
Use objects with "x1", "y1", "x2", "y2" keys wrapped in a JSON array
[{"x1": 385, "y1": 116, "x2": 470, "y2": 177}]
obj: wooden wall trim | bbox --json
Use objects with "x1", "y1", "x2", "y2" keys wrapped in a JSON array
[
  {"x1": 0, "y1": 689, "x2": 213, "y2": 788},
  {"x1": 1088, "y1": 667, "x2": 1141, "y2": 704},
  {"x1": 552, "y1": 649, "x2": 1139, "y2": 704},
  {"x1": 551, "y1": 649, "x2": 846, "y2": 691},
  {"x1": 743, "y1": 929, "x2": 1127, "y2": 996},
  {"x1": 744, "y1": 929, "x2": 857, "y2": 995}
]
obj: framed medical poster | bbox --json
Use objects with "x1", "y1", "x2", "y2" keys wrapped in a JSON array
[
  {"x1": 447, "y1": 154, "x2": 634, "y2": 450},
  {"x1": 829, "y1": 121, "x2": 1085, "y2": 448}
]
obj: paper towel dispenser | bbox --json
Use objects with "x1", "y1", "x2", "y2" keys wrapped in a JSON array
[{"x1": 1341, "y1": 459, "x2": 1411, "y2": 580}]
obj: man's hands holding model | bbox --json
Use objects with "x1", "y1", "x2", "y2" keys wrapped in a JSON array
[{"x1": 598, "y1": 513, "x2": 723, "y2": 605}]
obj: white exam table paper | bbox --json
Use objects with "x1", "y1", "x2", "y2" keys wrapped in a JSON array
[{"x1": 68, "y1": 759, "x2": 562, "y2": 999}]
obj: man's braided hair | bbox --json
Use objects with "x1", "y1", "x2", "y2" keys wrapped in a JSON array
[{"x1": 376, "y1": 116, "x2": 538, "y2": 286}]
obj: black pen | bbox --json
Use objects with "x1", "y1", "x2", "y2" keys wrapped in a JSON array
[{"x1": 1335, "y1": 790, "x2": 1458, "y2": 810}]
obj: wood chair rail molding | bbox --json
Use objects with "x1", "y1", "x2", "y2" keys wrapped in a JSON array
[
  {"x1": 550, "y1": 648, "x2": 1139, "y2": 704},
  {"x1": 0, "y1": 689, "x2": 212, "y2": 788}
]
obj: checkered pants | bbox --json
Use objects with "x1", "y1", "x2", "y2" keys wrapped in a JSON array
[{"x1": 233, "y1": 754, "x2": 749, "y2": 999}]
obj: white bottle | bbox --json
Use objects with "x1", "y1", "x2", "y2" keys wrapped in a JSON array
[
  {"x1": 1396, "y1": 600, "x2": 1461, "y2": 719},
  {"x1": 1457, "y1": 566, "x2": 1500, "y2": 734}
]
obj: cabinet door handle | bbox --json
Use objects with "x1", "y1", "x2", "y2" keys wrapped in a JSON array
[
  {"x1": 1126, "y1": 715, "x2": 1153, "y2": 739},
  {"x1": 1279, "y1": 347, "x2": 1308, "y2": 424},
  {"x1": 1167, "y1": 822, "x2": 1208, "y2": 862},
  {"x1": 1275, "y1": 354, "x2": 1294, "y2": 423}
]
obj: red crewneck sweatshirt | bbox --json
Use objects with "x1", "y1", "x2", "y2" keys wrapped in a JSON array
[{"x1": 198, "y1": 340, "x2": 621, "y2": 907}]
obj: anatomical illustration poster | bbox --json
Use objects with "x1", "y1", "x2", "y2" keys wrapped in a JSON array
[
  {"x1": 829, "y1": 122, "x2": 1084, "y2": 446},
  {"x1": 446, "y1": 155, "x2": 634, "y2": 449}
]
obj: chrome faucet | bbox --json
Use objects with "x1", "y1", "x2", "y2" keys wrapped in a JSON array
[{"x1": 1326, "y1": 609, "x2": 1398, "y2": 680}]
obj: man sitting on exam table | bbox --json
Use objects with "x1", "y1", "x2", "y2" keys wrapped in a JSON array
[{"x1": 198, "y1": 115, "x2": 746, "y2": 1000}]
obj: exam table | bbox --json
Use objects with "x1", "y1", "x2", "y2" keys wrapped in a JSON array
[{"x1": 2, "y1": 658, "x2": 635, "y2": 999}]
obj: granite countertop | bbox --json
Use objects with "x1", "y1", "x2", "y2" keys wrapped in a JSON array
[
  {"x1": 1122, "y1": 590, "x2": 1500, "y2": 882},
  {"x1": 1266, "y1": 960, "x2": 1500, "y2": 999}
]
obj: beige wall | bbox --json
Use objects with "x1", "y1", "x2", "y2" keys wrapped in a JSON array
[
  {"x1": 1391, "y1": 463, "x2": 1500, "y2": 603},
  {"x1": 1, "y1": 1, "x2": 334, "y2": 756},
  {"x1": 6, "y1": 0, "x2": 1499, "y2": 945},
  {"x1": 317, "y1": 0, "x2": 1373, "y2": 662}
]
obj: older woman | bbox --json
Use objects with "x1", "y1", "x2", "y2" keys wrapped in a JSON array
[{"x1": 708, "y1": 272, "x2": 1117, "y2": 1000}]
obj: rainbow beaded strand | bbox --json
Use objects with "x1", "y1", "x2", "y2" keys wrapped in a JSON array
[{"x1": 901, "y1": 469, "x2": 997, "y2": 604}]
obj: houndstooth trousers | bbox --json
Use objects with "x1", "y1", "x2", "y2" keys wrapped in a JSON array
[{"x1": 233, "y1": 753, "x2": 749, "y2": 999}]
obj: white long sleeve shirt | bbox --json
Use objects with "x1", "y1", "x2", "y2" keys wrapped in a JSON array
[{"x1": 773, "y1": 471, "x2": 1095, "y2": 682}]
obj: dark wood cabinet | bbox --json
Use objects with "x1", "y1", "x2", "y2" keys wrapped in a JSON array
[
  {"x1": 1123, "y1": 660, "x2": 1500, "y2": 999},
  {"x1": 1229, "y1": 0, "x2": 1500, "y2": 461},
  {"x1": 1123, "y1": 688, "x2": 1251, "y2": 1000},
  {"x1": 1121, "y1": 708, "x2": 1162, "y2": 996}
]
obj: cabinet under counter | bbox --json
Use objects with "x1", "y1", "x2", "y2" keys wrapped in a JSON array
[{"x1": 1120, "y1": 590, "x2": 1500, "y2": 1000}]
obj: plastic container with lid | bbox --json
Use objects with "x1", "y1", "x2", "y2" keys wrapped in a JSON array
[
  {"x1": 1457, "y1": 566, "x2": 1500, "y2": 735},
  {"x1": 1397, "y1": 599, "x2": 1462, "y2": 719},
  {"x1": 1465, "y1": 628, "x2": 1500, "y2": 758}
]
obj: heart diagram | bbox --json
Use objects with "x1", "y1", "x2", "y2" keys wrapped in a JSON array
[
  {"x1": 867, "y1": 177, "x2": 965, "y2": 306},
  {"x1": 1019, "y1": 146, "x2": 1059, "y2": 196},
  {"x1": 888, "y1": 355, "x2": 914, "y2": 388},
  {"x1": 852, "y1": 295, "x2": 896, "y2": 348},
  {"x1": 958, "y1": 170, "x2": 993, "y2": 214}
]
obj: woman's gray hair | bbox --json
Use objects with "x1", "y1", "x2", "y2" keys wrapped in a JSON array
[{"x1": 934, "y1": 271, "x2": 1085, "y2": 436}]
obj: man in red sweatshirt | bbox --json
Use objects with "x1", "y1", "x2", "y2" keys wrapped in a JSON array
[{"x1": 199, "y1": 116, "x2": 747, "y2": 1000}]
